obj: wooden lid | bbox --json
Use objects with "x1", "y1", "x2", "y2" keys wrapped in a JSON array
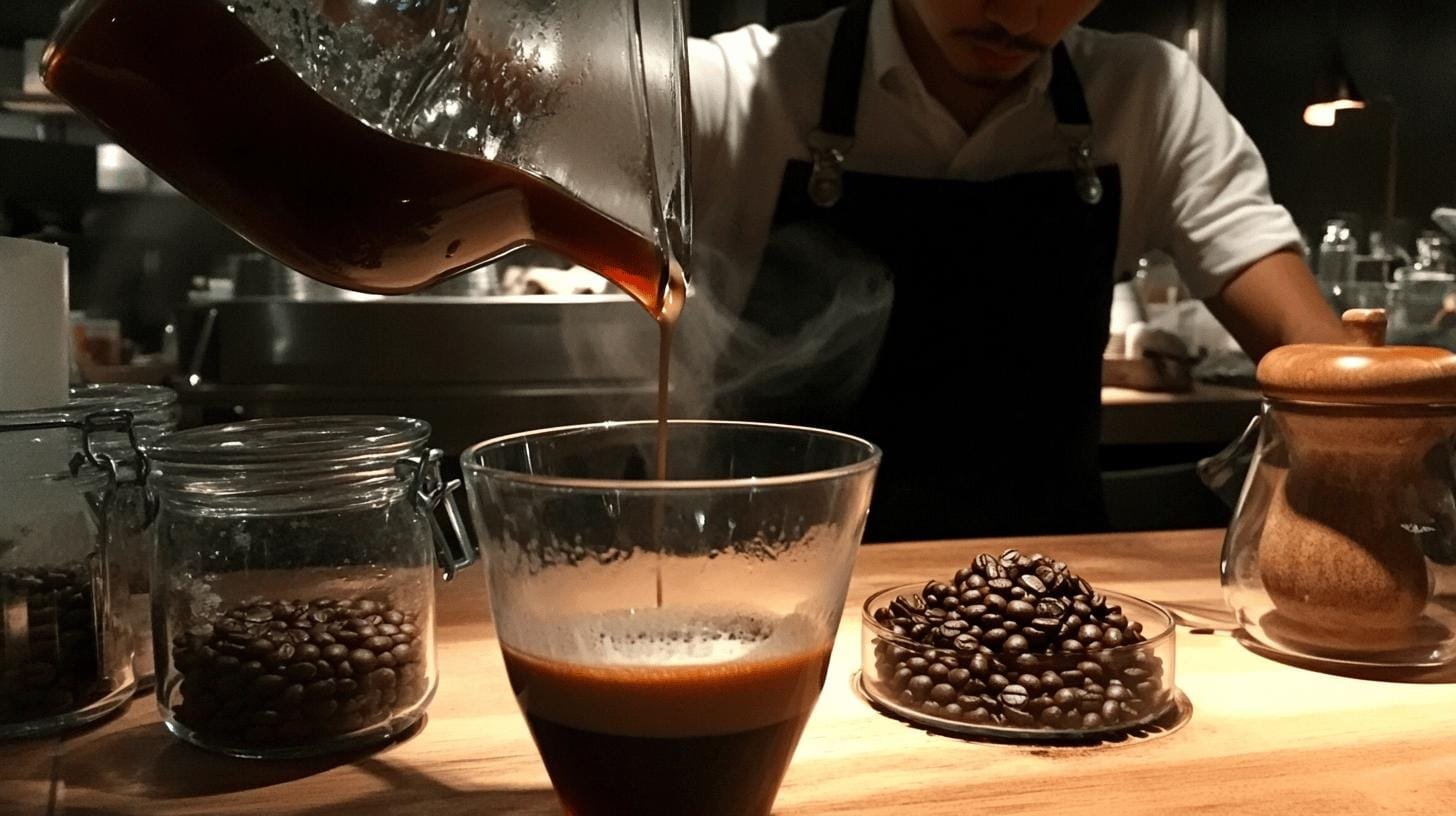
[{"x1": 1257, "y1": 309, "x2": 1456, "y2": 405}]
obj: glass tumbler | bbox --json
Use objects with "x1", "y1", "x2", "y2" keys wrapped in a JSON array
[{"x1": 462, "y1": 421, "x2": 879, "y2": 816}]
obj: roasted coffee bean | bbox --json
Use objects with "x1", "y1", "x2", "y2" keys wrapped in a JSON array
[
  {"x1": 969, "y1": 654, "x2": 992, "y2": 676},
  {"x1": 1006, "y1": 600, "x2": 1036, "y2": 622},
  {"x1": 168, "y1": 595, "x2": 425, "y2": 750},
  {"x1": 907, "y1": 675, "x2": 933, "y2": 700},
  {"x1": 251, "y1": 674, "x2": 287, "y2": 698},
  {"x1": 1017, "y1": 574, "x2": 1047, "y2": 595},
  {"x1": 1014, "y1": 653, "x2": 1042, "y2": 670},
  {"x1": 998, "y1": 685, "x2": 1029, "y2": 708},
  {"x1": 869, "y1": 552, "x2": 1162, "y2": 731},
  {"x1": 1004, "y1": 707, "x2": 1036, "y2": 727},
  {"x1": 1035, "y1": 595, "x2": 1066, "y2": 616},
  {"x1": 930, "y1": 683, "x2": 957, "y2": 704}
]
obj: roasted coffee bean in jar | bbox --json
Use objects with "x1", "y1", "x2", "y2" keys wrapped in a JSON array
[
  {"x1": 169, "y1": 596, "x2": 430, "y2": 747},
  {"x1": 860, "y1": 549, "x2": 1176, "y2": 735},
  {"x1": 148, "y1": 417, "x2": 475, "y2": 758},
  {"x1": 1, "y1": 406, "x2": 139, "y2": 738}
]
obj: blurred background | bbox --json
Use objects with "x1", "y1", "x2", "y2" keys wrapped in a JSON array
[{"x1": 3, "y1": 1, "x2": 1453, "y2": 530}]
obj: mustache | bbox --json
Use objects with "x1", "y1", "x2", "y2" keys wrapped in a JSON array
[{"x1": 951, "y1": 26, "x2": 1049, "y2": 54}]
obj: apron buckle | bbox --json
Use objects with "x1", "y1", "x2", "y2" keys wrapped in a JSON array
[
  {"x1": 1068, "y1": 139, "x2": 1104, "y2": 206},
  {"x1": 807, "y1": 129, "x2": 854, "y2": 208}
]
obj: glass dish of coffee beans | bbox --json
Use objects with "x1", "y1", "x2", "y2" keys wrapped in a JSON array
[{"x1": 860, "y1": 549, "x2": 1176, "y2": 739}]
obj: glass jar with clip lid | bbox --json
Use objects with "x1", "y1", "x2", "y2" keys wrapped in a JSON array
[
  {"x1": 0, "y1": 403, "x2": 147, "y2": 737},
  {"x1": 146, "y1": 415, "x2": 476, "y2": 758}
]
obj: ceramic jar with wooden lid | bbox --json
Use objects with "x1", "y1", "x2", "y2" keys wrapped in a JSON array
[{"x1": 1222, "y1": 309, "x2": 1456, "y2": 667}]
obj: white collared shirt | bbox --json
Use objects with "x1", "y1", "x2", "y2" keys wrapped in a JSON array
[{"x1": 688, "y1": 0, "x2": 1301, "y2": 299}]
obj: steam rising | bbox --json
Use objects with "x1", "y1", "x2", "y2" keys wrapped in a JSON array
[{"x1": 560, "y1": 222, "x2": 895, "y2": 423}]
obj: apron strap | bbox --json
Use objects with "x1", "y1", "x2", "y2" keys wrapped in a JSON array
[
  {"x1": 806, "y1": 0, "x2": 873, "y2": 207},
  {"x1": 1049, "y1": 42, "x2": 1092, "y2": 125}
]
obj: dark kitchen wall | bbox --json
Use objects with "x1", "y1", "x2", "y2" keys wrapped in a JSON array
[{"x1": 1224, "y1": 0, "x2": 1456, "y2": 246}]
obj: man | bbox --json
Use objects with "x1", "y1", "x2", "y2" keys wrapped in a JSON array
[{"x1": 687, "y1": 0, "x2": 1345, "y2": 542}]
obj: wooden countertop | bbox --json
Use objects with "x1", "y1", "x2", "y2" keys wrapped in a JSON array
[
  {"x1": 4, "y1": 529, "x2": 1454, "y2": 815},
  {"x1": 1100, "y1": 384, "x2": 1261, "y2": 446}
]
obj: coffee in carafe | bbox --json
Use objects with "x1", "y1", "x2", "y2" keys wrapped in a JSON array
[{"x1": 43, "y1": 0, "x2": 679, "y2": 314}]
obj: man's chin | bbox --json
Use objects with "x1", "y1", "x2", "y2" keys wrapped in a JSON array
[
  {"x1": 952, "y1": 65, "x2": 1027, "y2": 88},
  {"x1": 951, "y1": 51, "x2": 1037, "y2": 87}
]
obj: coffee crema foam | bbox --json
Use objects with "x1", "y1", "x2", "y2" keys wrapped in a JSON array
[
  {"x1": 512, "y1": 606, "x2": 825, "y2": 667},
  {"x1": 500, "y1": 608, "x2": 833, "y2": 737}
]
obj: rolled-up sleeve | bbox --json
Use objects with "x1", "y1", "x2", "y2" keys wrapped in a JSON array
[{"x1": 1145, "y1": 42, "x2": 1303, "y2": 299}]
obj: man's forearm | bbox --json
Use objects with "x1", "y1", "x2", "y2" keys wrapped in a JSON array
[{"x1": 1204, "y1": 250, "x2": 1347, "y2": 362}]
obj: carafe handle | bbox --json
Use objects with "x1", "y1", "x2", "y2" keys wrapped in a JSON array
[{"x1": 1197, "y1": 407, "x2": 1265, "y2": 509}]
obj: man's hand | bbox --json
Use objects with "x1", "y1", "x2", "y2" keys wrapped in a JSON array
[{"x1": 1204, "y1": 250, "x2": 1347, "y2": 362}]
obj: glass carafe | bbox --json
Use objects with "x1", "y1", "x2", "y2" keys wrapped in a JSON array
[
  {"x1": 1222, "y1": 309, "x2": 1456, "y2": 668},
  {"x1": 42, "y1": 0, "x2": 690, "y2": 313}
]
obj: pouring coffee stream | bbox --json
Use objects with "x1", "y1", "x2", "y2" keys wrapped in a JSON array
[{"x1": 44, "y1": 0, "x2": 692, "y2": 604}]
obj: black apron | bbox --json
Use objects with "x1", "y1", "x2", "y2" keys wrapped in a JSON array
[{"x1": 721, "y1": 0, "x2": 1122, "y2": 543}]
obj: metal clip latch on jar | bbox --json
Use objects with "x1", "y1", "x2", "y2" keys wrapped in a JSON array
[
  {"x1": 1, "y1": 408, "x2": 153, "y2": 527},
  {"x1": 398, "y1": 449, "x2": 477, "y2": 581}
]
